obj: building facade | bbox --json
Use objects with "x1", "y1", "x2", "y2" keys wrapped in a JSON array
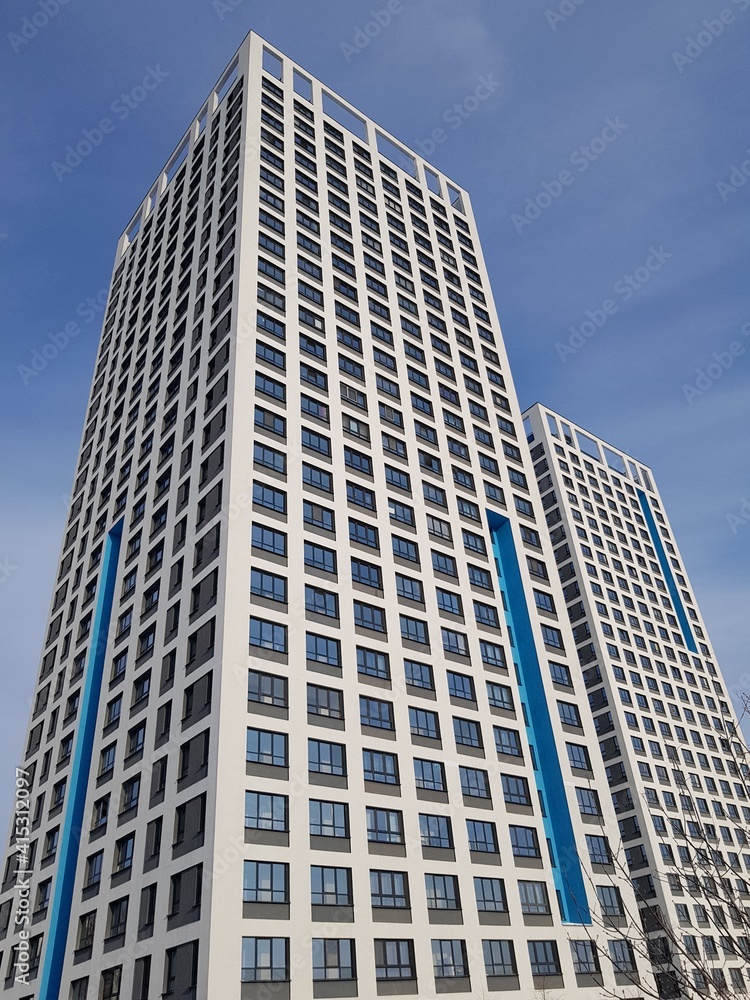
[
  {"x1": 0, "y1": 32, "x2": 675, "y2": 1000},
  {"x1": 524, "y1": 403, "x2": 750, "y2": 997}
]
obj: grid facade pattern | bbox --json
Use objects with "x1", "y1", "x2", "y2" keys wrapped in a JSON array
[
  {"x1": 525, "y1": 403, "x2": 750, "y2": 996},
  {"x1": 0, "y1": 34, "x2": 656, "y2": 1000}
]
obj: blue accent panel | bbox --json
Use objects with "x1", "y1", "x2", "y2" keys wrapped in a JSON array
[
  {"x1": 487, "y1": 511, "x2": 591, "y2": 925},
  {"x1": 637, "y1": 490, "x2": 697, "y2": 654},
  {"x1": 38, "y1": 520, "x2": 123, "y2": 1000}
]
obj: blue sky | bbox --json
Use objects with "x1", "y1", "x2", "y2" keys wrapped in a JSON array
[{"x1": 1, "y1": 0, "x2": 749, "y2": 824}]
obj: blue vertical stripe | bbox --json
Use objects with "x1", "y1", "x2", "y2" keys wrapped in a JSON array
[
  {"x1": 637, "y1": 490, "x2": 697, "y2": 654},
  {"x1": 38, "y1": 519, "x2": 123, "y2": 1000},
  {"x1": 487, "y1": 511, "x2": 591, "y2": 924}
]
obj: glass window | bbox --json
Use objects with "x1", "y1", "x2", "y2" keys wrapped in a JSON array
[
  {"x1": 483, "y1": 940, "x2": 516, "y2": 977},
  {"x1": 370, "y1": 871, "x2": 409, "y2": 909},
  {"x1": 419, "y1": 813, "x2": 452, "y2": 849},
  {"x1": 311, "y1": 866, "x2": 352, "y2": 906},
  {"x1": 246, "y1": 728, "x2": 287, "y2": 768},
  {"x1": 509, "y1": 825, "x2": 540, "y2": 858},
  {"x1": 241, "y1": 937, "x2": 289, "y2": 982},
  {"x1": 413, "y1": 758, "x2": 445, "y2": 792},
  {"x1": 309, "y1": 800, "x2": 349, "y2": 838},
  {"x1": 367, "y1": 807, "x2": 404, "y2": 844},
  {"x1": 243, "y1": 861, "x2": 288, "y2": 903},
  {"x1": 245, "y1": 792, "x2": 287, "y2": 831}
]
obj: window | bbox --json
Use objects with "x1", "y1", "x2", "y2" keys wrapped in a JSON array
[
  {"x1": 353, "y1": 601, "x2": 386, "y2": 632},
  {"x1": 566, "y1": 743, "x2": 591, "y2": 771},
  {"x1": 400, "y1": 615, "x2": 428, "y2": 645},
  {"x1": 307, "y1": 684, "x2": 343, "y2": 720},
  {"x1": 519, "y1": 880, "x2": 550, "y2": 914},
  {"x1": 252, "y1": 524, "x2": 286, "y2": 556},
  {"x1": 571, "y1": 940, "x2": 600, "y2": 974},
  {"x1": 549, "y1": 661, "x2": 572, "y2": 686},
  {"x1": 303, "y1": 463, "x2": 333, "y2": 493},
  {"x1": 309, "y1": 739, "x2": 346, "y2": 776},
  {"x1": 247, "y1": 728, "x2": 287, "y2": 768},
  {"x1": 528, "y1": 940, "x2": 561, "y2": 977},
  {"x1": 356, "y1": 646, "x2": 390, "y2": 679},
  {"x1": 436, "y1": 589, "x2": 462, "y2": 615},
  {"x1": 311, "y1": 866, "x2": 352, "y2": 906},
  {"x1": 100, "y1": 968, "x2": 123, "y2": 1000},
  {"x1": 367, "y1": 807, "x2": 404, "y2": 843},
  {"x1": 432, "y1": 551, "x2": 457, "y2": 577},
  {"x1": 312, "y1": 939, "x2": 356, "y2": 981},
  {"x1": 410, "y1": 707, "x2": 439, "y2": 740},
  {"x1": 363, "y1": 749, "x2": 399, "y2": 785},
  {"x1": 241, "y1": 937, "x2": 289, "y2": 982},
  {"x1": 467, "y1": 819, "x2": 499, "y2": 853},
  {"x1": 251, "y1": 569, "x2": 287, "y2": 604},
  {"x1": 371, "y1": 871, "x2": 409, "y2": 909},
  {"x1": 596, "y1": 885, "x2": 624, "y2": 917},
  {"x1": 432, "y1": 939, "x2": 468, "y2": 978},
  {"x1": 305, "y1": 542, "x2": 336, "y2": 574},
  {"x1": 576, "y1": 788, "x2": 601, "y2": 816},
  {"x1": 310, "y1": 800, "x2": 349, "y2": 838},
  {"x1": 454, "y1": 717, "x2": 482, "y2": 749},
  {"x1": 349, "y1": 519, "x2": 379, "y2": 549},
  {"x1": 303, "y1": 501, "x2": 334, "y2": 532},
  {"x1": 425, "y1": 874, "x2": 460, "y2": 910},
  {"x1": 483, "y1": 940, "x2": 516, "y2": 977},
  {"x1": 305, "y1": 585, "x2": 339, "y2": 619},
  {"x1": 608, "y1": 939, "x2": 637, "y2": 973},
  {"x1": 487, "y1": 682, "x2": 514, "y2": 711},
  {"x1": 113, "y1": 833, "x2": 134, "y2": 872},
  {"x1": 347, "y1": 482, "x2": 376, "y2": 510},
  {"x1": 558, "y1": 701, "x2": 582, "y2": 727},
  {"x1": 245, "y1": 791, "x2": 287, "y2": 831},
  {"x1": 396, "y1": 574, "x2": 423, "y2": 602},
  {"x1": 501, "y1": 773, "x2": 531, "y2": 806},
  {"x1": 249, "y1": 617, "x2": 287, "y2": 653},
  {"x1": 441, "y1": 628, "x2": 468, "y2": 656},
  {"x1": 586, "y1": 835, "x2": 612, "y2": 865},
  {"x1": 448, "y1": 671, "x2": 475, "y2": 701},
  {"x1": 306, "y1": 633, "x2": 341, "y2": 666},
  {"x1": 509, "y1": 825, "x2": 540, "y2": 858},
  {"x1": 480, "y1": 641, "x2": 506, "y2": 668},
  {"x1": 474, "y1": 877, "x2": 507, "y2": 912},
  {"x1": 243, "y1": 861, "x2": 288, "y2": 903},
  {"x1": 460, "y1": 766, "x2": 490, "y2": 798},
  {"x1": 414, "y1": 758, "x2": 445, "y2": 791},
  {"x1": 360, "y1": 696, "x2": 394, "y2": 730},
  {"x1": 404, "y1": 659, "x2": 433, "y2": 690},
  {"x1": 494, "y1": 726, "x2": 522, "y2": 757},
  {"x1": 419, "y1": 814, "x2": 452, "y2": 849},
  {"x1": 374, "y1": 939, "x2": 415, "y2": 980}
]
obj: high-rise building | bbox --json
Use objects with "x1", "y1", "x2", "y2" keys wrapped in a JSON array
[
  {"x1": 524, "y1": 402, "x2": 750, "y2": 998},
  {"x1": 0, "y1": 32, "x2": 667, "y2": 1000}
]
